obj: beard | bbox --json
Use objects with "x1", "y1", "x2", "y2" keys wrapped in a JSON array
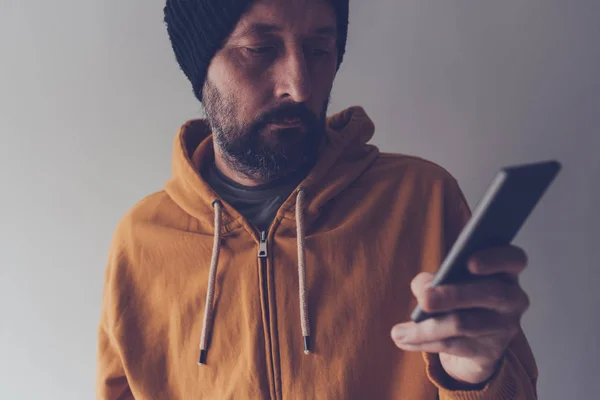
[{"x1": 202, "y1": 79, "x2": 330, "y2": 182}]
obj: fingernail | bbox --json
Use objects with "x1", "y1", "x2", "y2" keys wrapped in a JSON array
[
  {"x1": 468, "y1": 258, "x2": 479, "y2": 272},
  {"x1": 392, "y1": 326, "x2": 407, "y2": 341}
]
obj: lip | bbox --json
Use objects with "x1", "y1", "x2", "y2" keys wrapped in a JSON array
[{"x1": 270, "y1": 119, "x2": 302, "y2": 127}]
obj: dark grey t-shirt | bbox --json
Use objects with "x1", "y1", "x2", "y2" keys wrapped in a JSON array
[{"x1": 203, "y1": 164, "x2": 308, "y2": 232}]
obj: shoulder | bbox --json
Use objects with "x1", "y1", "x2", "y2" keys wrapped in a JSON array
[
  {"x1": 369, "y1": 152, "x2": 472, "y2": 238},
  {"x1": 115, "y1": 190, "x2": 171, "y2": 231},
  {"x1": 369, "y1": 152, "x2": 460, "y2": 187},
  {"x1": 108, "y1": 190, "x2": 189, "y2": 256},
  {"x1": 359, "y1": 152, "x2": 470, "y2": 215}
]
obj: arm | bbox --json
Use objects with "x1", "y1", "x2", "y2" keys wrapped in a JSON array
[
  {"x1": 392, "y1": 176, "x2": 539, "y2": 399},
  {"x1": 97, "y1": 320, "x2": 133, "y2": 400},
  {"x1": 96, "y1": 233, "x2": 134, "y2": 400},
  {"x1": 424, "y1": 328, "x2": 538, "y2": 399},
  {"x1": 431, "y1": 177, "x2": 538, "y2": 398}
]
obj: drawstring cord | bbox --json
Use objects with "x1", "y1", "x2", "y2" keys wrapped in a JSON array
[
  {"x1": 295, "y1": 188, "x2": 311, "y2": 354},
  {"x1": 198, "y1": 200, "x2": 222, "y2": 365},
  {"x1": 198, "y1": 190, "x2": 311, "y2": 365}
]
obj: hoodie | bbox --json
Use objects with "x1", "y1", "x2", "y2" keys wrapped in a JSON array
[{"x1": 96, "y1": 106, "x2": 538, "y2": 399}]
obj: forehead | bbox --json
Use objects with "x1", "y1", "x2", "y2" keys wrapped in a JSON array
[{"x1": 229, "y1": 0, "x2": 337, "y2": 38}]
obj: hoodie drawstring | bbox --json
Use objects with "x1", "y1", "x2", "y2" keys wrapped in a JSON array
[
  {"x1": 198, "y1": 200, "x2": 223, "y2": 365},
  {"x1": 295, "y1": 188, "x2": 311, "y2": 354},
  {"x1": 198, "y1": 190, "x2": 311, "y2": 365}
]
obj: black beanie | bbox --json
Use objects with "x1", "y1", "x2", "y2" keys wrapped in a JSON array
[{"x1": 164, "y1": 0, "x2": 349, "y2": 102}]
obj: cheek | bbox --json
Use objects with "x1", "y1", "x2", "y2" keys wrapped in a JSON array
[
  {"x1": 309, "y1": 64, "x2": 336, "y2": 111},
  {"x1": 227, "y1": 52, "x2": 274, "y2": 95},
  {"x1": 210, "y1": 55, "x2": 274, "y2": 119}
]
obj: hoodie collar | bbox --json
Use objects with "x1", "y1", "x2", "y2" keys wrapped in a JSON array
[{"x1": 164, "y1": 105, "x2": 379, "y2": 234}]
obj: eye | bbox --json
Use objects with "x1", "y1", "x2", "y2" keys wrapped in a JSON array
[
  {"x1": 244, "y1": 47, "x2": 276, "y2": 56},
  {"x1": 311, "y1": 49, "x2": 330, "y2": 57}
]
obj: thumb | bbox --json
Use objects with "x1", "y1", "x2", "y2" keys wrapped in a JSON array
[{"x1": 410, "y1": 272, "x2": 435, "y2": 298}]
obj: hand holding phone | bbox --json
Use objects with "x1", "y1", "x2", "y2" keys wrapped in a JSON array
[{"x1": 410, "y1": 160, "x2": 561, "y2": 323}]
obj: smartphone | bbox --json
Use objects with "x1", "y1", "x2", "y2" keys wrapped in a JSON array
[{"x1": 410, "y1": 160, "x2": 561, "y2": 323}]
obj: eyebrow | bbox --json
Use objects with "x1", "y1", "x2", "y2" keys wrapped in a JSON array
[{"x1": 233, "y1": 23, "x2": 337, "y2": 39}]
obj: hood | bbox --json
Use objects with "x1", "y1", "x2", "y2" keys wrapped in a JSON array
[{"x1": 164, "y1": 105, "x2": 380, "y2": 234}]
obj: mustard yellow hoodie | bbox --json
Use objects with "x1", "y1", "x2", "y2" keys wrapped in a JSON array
[{"x1": 97, "y1": 106, "x2": 538, "y2": 399}]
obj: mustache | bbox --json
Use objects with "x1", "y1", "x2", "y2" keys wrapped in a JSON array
[{"x1": 253, "y1": 103, "x2": 319, "y2": 130}]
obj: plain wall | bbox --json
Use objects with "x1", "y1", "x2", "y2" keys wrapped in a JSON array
[{"x1": 1, "y1": 0, "x2": 598, "y2": 398}]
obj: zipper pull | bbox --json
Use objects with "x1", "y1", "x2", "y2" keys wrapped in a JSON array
[{"x1": 258, "y1": 231, "x2": 268, "y2": 258}]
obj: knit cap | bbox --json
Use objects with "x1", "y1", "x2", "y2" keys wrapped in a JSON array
[{"x1": 164, "y1": 0, "x2": 349, "y2": 102}]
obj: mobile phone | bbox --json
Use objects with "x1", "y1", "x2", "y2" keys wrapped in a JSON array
[{"x1": 410, "y1": 160, "x2": 562, "y2": 323}]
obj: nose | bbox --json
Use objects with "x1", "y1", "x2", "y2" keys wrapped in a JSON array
[{"x1": 274, "y1": 49, "x2": 311, "y2": 103}]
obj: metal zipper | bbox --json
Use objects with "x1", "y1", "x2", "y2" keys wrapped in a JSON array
[
  {"x1": 258, "y1": 231, "x2": 278, "y2": 399},
  {"x1": 258, "y1": 231, "x2": 268, "y2": 258}
]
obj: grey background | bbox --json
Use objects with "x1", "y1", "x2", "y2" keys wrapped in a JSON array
[{"x1": 1, "y1": 0, "x2": 598, "y2": 398}]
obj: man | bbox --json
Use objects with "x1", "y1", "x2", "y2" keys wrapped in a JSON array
[{"x1": 96, "y1": 0, "x2": 538, "y2": 398}]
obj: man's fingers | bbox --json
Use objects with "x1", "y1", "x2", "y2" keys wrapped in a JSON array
[
  {"x1": 393, "y1": 337, "x2": 479, "y2": 358},
  {"x1": 392, "y1": 335, "x2": 507, "y2": 362},
  {"x1": 468, "y1": 245, "x2": 528, "y2": 277},
  {"x1": 419, "y1": 278, "x2": 530, "y2": 314},
  {"x1": 391, "y1": 310, "x2": 518, "y2": 344},
  {"x1": 410, "y1": 272, "x2": 434, "y2": 298}
]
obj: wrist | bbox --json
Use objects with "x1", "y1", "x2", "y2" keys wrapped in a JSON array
[{"x1": 443, "y1": 358, "x2": 503, "y2": 390}]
